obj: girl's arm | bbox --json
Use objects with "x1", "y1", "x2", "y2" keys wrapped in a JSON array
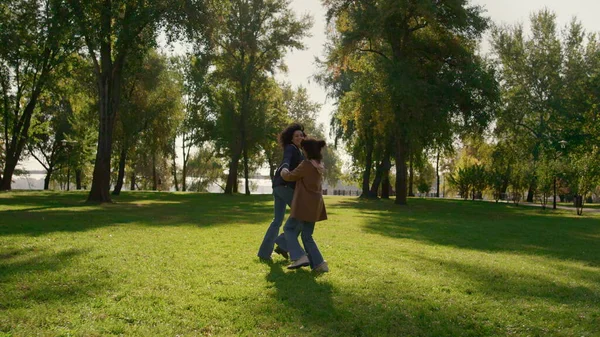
[{"x1": 281, "y1": 161, "x2": 309, "y2": 182}]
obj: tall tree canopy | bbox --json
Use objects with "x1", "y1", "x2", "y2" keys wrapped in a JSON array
[
  {"x1": 66, "y1": 0, "x2": 210, "y2": 202},
  {"x1": 0, "y1": 0, "x2": 78, "y2": 190},
  {"x1": 322, "y1": 0, "x2": 498, "y2": 204},
  {"x1": 206, "y1": 0, "x2": 311, "y2": 194}
]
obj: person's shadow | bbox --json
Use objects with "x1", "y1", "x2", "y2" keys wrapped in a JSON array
[{"x1": 265, "y1": 262, "x2": 339, "y2": 335}]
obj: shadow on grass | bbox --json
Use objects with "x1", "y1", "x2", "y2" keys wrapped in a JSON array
[
  {"x1": 0, "y1": 246, "x2": 111, "y2": 310},
  {"x1": 0, "y1": 191, "x2": 274, "y2": 236},
  {"x1": 415, "y1": 253, "x2": 600, "y2": 308},
  {"x1": 264, "y1": 263, "x2": 499, "y2": 336},
  {"x1": 334, "y1": 197, "x2": 600, "y2": 267}
]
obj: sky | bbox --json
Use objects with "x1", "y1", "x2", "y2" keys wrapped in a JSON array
[{"x1": 20, "y1": 0, "x2": 600, "y2": 172}]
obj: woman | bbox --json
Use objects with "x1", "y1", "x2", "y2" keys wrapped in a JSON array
[
  {"x1": 280, "y1": 138, "x2": 328, "y2": 273},
  {"x1": 257, "y1": 123, "x2": 305, "y2": 261}
]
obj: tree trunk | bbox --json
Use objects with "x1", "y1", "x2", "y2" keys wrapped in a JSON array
[
  {"x1": 87, "y1": 58, "x2": 122, "y2": 203},
  {"x1": 172, "y1": 144, "x2": 179, "y2": 192},
  {"x1": 75, "y1": 169, "x2": 82, "y2": 190},
  {"x1": 369, "y1": 160, "x2": 383, "y2": 198},
  {"x1": 360, "y1": 143, "x2": 374, "y2": 198},
  {"x1": 394, "y1": 136, "x2": 408, "y2": 205},
  {"x1": 268, "y1": 157, "x2": 275, "y2": 182},
  {"x1": 1, "y1": 152, "x2": 19, "y2": 190},
  {"x1": 182, "y1": 163, "x2": 187, "y2": 192},
  {"x1": 44, "y1": 168, "x2": 53, "y2": 190},
  {"x1": 130, "y1": 172, "x2": 136, "y2": 191},
  {"x1": 526, "y1": 184, "x2": 534, "y2": 203},
  {"x1": 553, "y1": 177, "x2": 557, "y2": 210},
  {"x1": 435, "y1": 151, "x2": 440, "y2": 198},
  {"x1": 0, "y1": 97, "x2": 40, "y2": 190},
  {"x1": 381, "y1": 154, "x2": 391, "y2": 199},
  {"x1": 182, "y1": 136, "x2": 188, "y2": 192},
  {"x1": 408, "y1": 150, "x2": 414, "y2": 197},
  {"x1": 152, "y1": 152, "x2": 157, "y2": 191},
  {"x1": 225, "y1": 151, "x2": 241, "y2": 194},
  {"x1": 243, "y1": 144, "x2": 250, "y2": 195},
  {"x1": 112, "y1": 146, "x2": 127, "y2": 195}
]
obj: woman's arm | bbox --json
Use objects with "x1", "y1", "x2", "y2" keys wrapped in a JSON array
[
  {"x1": 281, "y1": 161, "x2": 309, "y2": 182},
  {"x1": 278, "y1": 144, "x2": 296, "y2": 171}
]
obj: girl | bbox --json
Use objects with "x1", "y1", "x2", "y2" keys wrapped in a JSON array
[{"x1": 281, "y1": 138, "x2": 328, "y2": 273}]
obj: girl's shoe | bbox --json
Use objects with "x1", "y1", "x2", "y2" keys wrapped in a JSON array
[
  {"x1": 274, "y1": 246, "x2": 289, "y2": 259},
  {"x1": 287, "y1": 255, "x2": 310, "y2": 269}
]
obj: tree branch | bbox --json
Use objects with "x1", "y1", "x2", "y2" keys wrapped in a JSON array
[{"x1": 357, "y1": 48, "x2": 390, "y2": 62}]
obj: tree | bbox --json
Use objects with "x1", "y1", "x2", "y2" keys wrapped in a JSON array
[
  {"x1": 536, "y1": 152, "x2": 556, "y2": 210},
  {"x1": 492, "y1": 10, "x2": 566, "y2": 202},
  {"x1": 112, "y1": 51, "x2": 182, "y2": 195},
  {"x1": 66, "y1": 0, "x2": 209, "y2": 202},
  {"x1": 259, "y1": 82, "x2": 288, "y2": 181},
  {"x1": 186, "y1": 146, "x2": 226, "y2": 192},
  {"x1": 566, "y1": 147, "x2": 600, "y2": 215},
  {"x1": 447, "y1": 167, "x2": 471, "y2": 200},
  {"x1": 0, "y1": 0, "x2": 78, "y2": 190},
  {"x1": 322, "y1": 0, "x2": 498, "y2": 204},
  {"x1": 208, "y1": 0, "x2": 311, "y2": 195},
  {"x1": 175, "y1": 53, "x2": 214, "y2": 191},
  {"x1": 26, "y1": 88, "x2": 73, "y2": 190},
  {"x1": 415, "y1": 160, "x2": 435, "y2": 195},
  {"x1": 488, "y1": 142, "x2": 514, "y2": 202}
]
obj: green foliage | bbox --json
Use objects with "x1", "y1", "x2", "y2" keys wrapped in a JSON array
[
  {"x1": 447, "y1": 167, "x2": 471, "y2": 200},
  {"x1": 204, "y1": 0, "x2": 312, "y2": 193},
  {"x1": 321, "y1": 0, "x2": 499, "y2": 204},
  {"x1": 509, "y1": 161, "x2": 530, "y2": 205},
  {"x1": 185, "y1": 146, "x2": 227, "y2": 192},
  {"x1": 415, "y1": 159, "x2": 435, "y2": 195},
  {"x1": 448, "y1": 163, "x2": 487, "y2": 200},
  {"x1": 492, "y1": 10, "x2": 600, "y2": 201},
  {"x1": 565, "y1": 147, "x2": 600, "y2": 201},
  {"x1": 535, "y1": 153, "x2": 557, "y2": 209},
  {"x1": 0, "y1": 0, "x2": 79, "y2": 188},
  {"x1": 121, "y1": 52, "x2": 184, "y2": 191}
]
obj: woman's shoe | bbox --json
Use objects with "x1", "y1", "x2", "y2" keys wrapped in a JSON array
[
  {"x1": 274, "y1": 246, "x2": 289, "y2": 259},
  {"x1": 258, "y1": 257, "x2": 273, "y2": 264},
  {"x1": 313, "y1": 261, "x2": 329, "y2": 273},
  {"x1": 287, "y1": 255, "x2": 310, "y2": 269}
]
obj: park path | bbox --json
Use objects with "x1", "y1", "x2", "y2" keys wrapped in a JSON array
[{"x1": 517, "y1": 201, "x2": 600, "y2": 213}]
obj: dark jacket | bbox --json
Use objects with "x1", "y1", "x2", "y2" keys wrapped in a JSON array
[{"x1": 272, "y1": 144, "x2": 304, "y2": 189}]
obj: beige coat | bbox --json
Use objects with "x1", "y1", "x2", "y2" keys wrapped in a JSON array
[{"x1": 281, "y1": 160, "x2": 327, "y2": 222}]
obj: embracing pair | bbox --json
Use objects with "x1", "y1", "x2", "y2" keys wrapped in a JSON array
[{"x1": 257, "y1": 123, "x2": 329, "y2": 273}]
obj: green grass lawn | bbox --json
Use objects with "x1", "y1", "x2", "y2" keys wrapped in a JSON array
[{"x1": 1, "y1": 191, "x2": 599, "y2": 337}]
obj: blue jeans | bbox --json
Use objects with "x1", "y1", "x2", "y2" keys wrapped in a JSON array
[
  {"x1": 257, "y1": 185, "x2": 296, "y2": 259},
  {"x1": 284, "y1": 220, "x2": 324, "y2": 269}
]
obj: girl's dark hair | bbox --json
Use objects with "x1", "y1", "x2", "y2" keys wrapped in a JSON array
[
  {"x1": 301, "y1": 138, "x2": 326, "y2": 161},
  {"x1": 278, "y1": 123, "x2": 304, "y2": 149}
]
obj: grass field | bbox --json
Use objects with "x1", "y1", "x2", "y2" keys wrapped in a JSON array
[{"x1": 1, "y1": 191, "x2": 599, "y2": 336}]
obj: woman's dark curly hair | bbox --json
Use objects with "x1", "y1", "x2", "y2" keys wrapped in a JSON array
[
  {"x1": 278, "y1": 123, "x2": 305, "y2": 149},
  {"x1": 301, "y1": 138, "x2": 326, "y2": 161}
]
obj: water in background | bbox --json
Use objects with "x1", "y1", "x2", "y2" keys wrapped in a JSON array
[
  {"x1": 11, "y1": 174, "x2": 275, "y2": 194},
  {"x1": 11, "y1": 174, "x2": 360, "y2": 196}
]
